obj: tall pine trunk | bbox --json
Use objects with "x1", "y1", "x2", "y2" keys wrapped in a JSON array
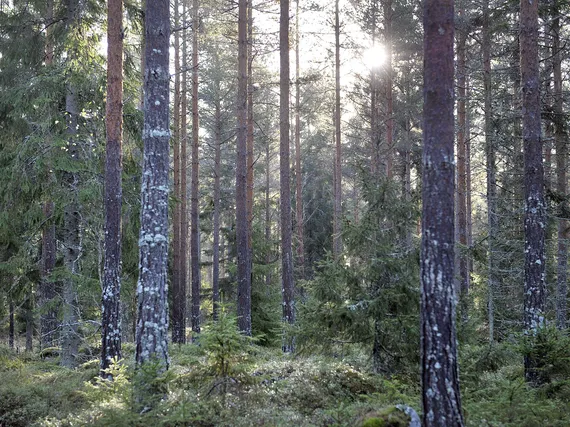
[
  {"x1": 421, "y1": 0, "x2": 464, "y2": 424},
  {"x1": 40, "y1": 0, "x2": 58, "y2": 351},
  {"x1": 135, "y1": 0, "x2": 170, "y2": 371},
  {"x1": 212, "y1": 86, "x2": 222, "y2": 321},
  {"x1": 171, "y1": 0, "x2": 184, "y2": 344},
  {"x1": 520, "y1": 0, "x2": 546, "y2": 385},
  {"x1": 60, "y1": 0, "x2": 82, "y2": 369},
  {"x1": 552, "y1": 2, "x2": 567, "y2": 330},
  {"x1": 294, "y1": 0, "x2": 304, "y2": 280},
  {"x1": 280, "y1": 0, "x2": 294, "y2": 351},
  {"x1": 236, "y1": 0, "x2": 252, "y2": 335},
  {"x1": 483, "y1": 0, "x2": 497, "y2": 344},
  {"x1": 101, "y1": 0, "x2": 124, "y2": 374},
  {"x1": 383, "y1": 0, "x2": 393, "y2": 179},
  {"x1": 332, "y1": 0, "x2": 342, "y2": 258},
  {"x1": 190, "y1": 0, "x2": 201, "y2": 336}
]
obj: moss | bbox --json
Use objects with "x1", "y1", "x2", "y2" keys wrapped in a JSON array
[{"x1": 358, "y1": 406, "x2": 411, "y2": 427}]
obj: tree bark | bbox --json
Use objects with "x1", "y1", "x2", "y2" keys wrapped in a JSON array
[
  {"x1": 9, "y1": 298, "x2": 14, "y2": 350},
  {"x1": 332, "y1": 0, "x2": 342, "y2": 258},
  {"x1": 171, "y1": 0, "x2": 184, "y2": 344},
  {"x1": 135, "y1": 0, "x2": 171, "y2": 371},
  {"x1": 383, "y1": 0, "x2": 393, "y2": 179},
  {"x1": 281, "y1": 0, "x2": 294, "y2": 351},
  {"x1": 456, "y1": 7, "x2": 469, "y2": 322},
  {"x1": 40, "y1": 0, "x2": 58, "y2": 351},
  {"x1": 212, "y1": 87, "x2": 222, "y2": 321},
  {"x1": 190, "y1": 0, "x2": 201, "y2": 337},
  {"x1": 294, "y1": 0, "x2": 304, "y2": 280},
  {"x1": 552, "y1": 1, "x2": 567, "y2": 330},
  {"x1": 61, "y1": 0, "x2": 82, "y2": 368},
  {"x1": 246, "y1": 0, "x2": 254, "y2": 257},
  {"x1": 421, "y1": 0, "x2": 464, "y2": 425},
  {"x1": 236, "y1": 0, "x2": 252, "y2": 335},
  {"x1": 483, "y1": 0, "x2": 497, "y2": 344},
  {"x1": 101, "y1": 0, "x2": 124, "y2": 375},
  {"x1": 520, "y1": 0, "x2": 546, "y2": 385}
]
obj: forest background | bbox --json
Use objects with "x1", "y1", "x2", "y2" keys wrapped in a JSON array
[{"x1": 0, "y1": 0, "x2": 570, "y2": 425}]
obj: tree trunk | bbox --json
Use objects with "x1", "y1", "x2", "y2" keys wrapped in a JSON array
[
  {"x1": 179, "y1": 0, "x2": 188, "y2": 341},
  {"x1": 552, "y1": 2, "x2": 567, "y2": 330},
  {"x1": 294, "y1": 0, "x2": 304, "y2": 280},
  {"x1": 456, "y1": 8, "x2": 469, "y2": 323},
  {"x1": 101, "y1": 0, "x2": 124, "y2": 375},
  {"x1": 236, "y1": 0, "x2": 252, "y2": 335},
  {"x1": 332, "y1": 0, "x2": 342, "y2": 258},
  {"x1": 135, "y1": 0, "x2": 171, "y2": 371},
  {"x1": 40, "y1": 0, "x2": 58, "y2": 351},
  {"x1": 9, "y1": 298, "x2": 14, "y2": 350},
  {"x1": 212, "y1": 92, "x2": 222, "y2": 321},
  {"x1": 171, "y1": 0, "x2": 183, "y2": 344},
  {"x1": 520, "y1": 0, "x2": 546, "y2": 385},
  {"x1": 246, "y1": 0, "x2": 254, "y2": 257},
  {"x1": 265, "y1": 132, "x2": 272, "y2": 289},
  {"x1": 190, "y1": 0, "x2": 201, "y2": 337},
  {"x1": 483, "y1": 0, "x2": 497, "y2": 345},
  {"x1": 383, "y1": 0, "x2": 393, "y2": 179},
  {"x1": 421, "y1": 0, "x2": 464, "y2": 425},
  {"x1": 61, "y1": 0, "x2": 82, "y2": 367},
  {"x1": 280, "y1": 0, "x2": 294, "y2": 351},
  {"x1": 25, "y1": 297, "x2": 33, "y2": 352}
]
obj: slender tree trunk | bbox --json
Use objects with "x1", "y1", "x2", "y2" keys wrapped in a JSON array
[
  {"x1": 9, "y1": 298, "x2": 14, "y2": 350},
  {"x1": 520, "y1": 0, "x2": 546, "y2": 385},
  {"x1": 553, "y1": 3, "x2": 567, "y2": 330},
  {"x1": 101, "y1": 0, "x2": 124, "y2": 375},
  {"x1": 246, "y1": 0, "x2": 254, "y2": 256},
  {"x1": 332, "y1": 0, "x2": 342, "y2": 258},
  {"x1": 172, "y1": 0, "x2": 183, "y2": 344},
  {"x1": 294, "y1": 0, "x2": 304, "y2": 280},
  {"x1": 190, "y1": 0, "x2": 201, "y2": 337},
  {"x1": 456, "y1": 8, "x2": 469, "y2": 322},
  {"x1": 421, "y1": 0, "x2": 464, "y2": 425},
  {"x1": 40, "y1": 0, "x2": 58, "y2": 351},
  {"x1": 265, "y1": 135, "x2": 272, "y2": 289},
  {"x1": 212, "y1": 94, "x2": 222, "y2": 321},
  {"x1": 369, "y1": 1, "x2": 379, "y2": 176},
  {"x1": 280, "y1": 0, "x2": 294, "y2": 351},
  {"x1": 61, "y1": 0, "x2": 82, "y2": 368},
  {"x1": 25, "y1": 297, "x2": 33, "y2": 352},
  {"x1": 135, "y1": 0, "x2": 170, "y2": 371},
  {"x1": 383, "y1": 0, "x2": 393, "y2": 179},
  {"x1": 179, "y1": 0, "x2": 188, "y2": 341},
  {"x1": 236, "y1": 0, "x2": 252, "y2": 335},
  {"x1": 483, "y1": 0, "x2": 497, "y2": 344}
]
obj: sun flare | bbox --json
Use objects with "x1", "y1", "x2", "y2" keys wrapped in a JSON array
[{"x1": 362, "y1": 45, "x2": 387, "y2": 69}]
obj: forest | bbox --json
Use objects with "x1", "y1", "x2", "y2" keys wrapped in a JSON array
[{"x1": 0, "y1": 0, "x2": 569, "y2": 425}]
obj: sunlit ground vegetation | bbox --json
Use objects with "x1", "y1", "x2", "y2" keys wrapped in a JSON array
[{"x1": 1, "y1": 316, "x2": 570, "y2": 426}]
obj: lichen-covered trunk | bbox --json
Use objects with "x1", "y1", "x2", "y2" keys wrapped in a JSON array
[
  {"x1": 552, "y1": 4, "x2": 567, "y2": 330},
  {"x1": 456, "y1": 11, "x2": 469, "y2": 323},
  {"x1": 421, "y1": 0, "x2": 464, "y2": 425},
  {"x1": 520, "y1": 0, "x2": 546, "y2": 384},
  {"x1": 332, "y1": 0, "x2": 342, "y2": 258},
  {"x1": 101, "y1": 0, "x2": 124, "y2": 374},
  {"x1": 236, "y1": 0, "x2": 252, "y2": 335},
  {"x1": 281, "y1": 0, "x2": 294, "y2": 351},
  {"x1": 135, "y1": 0, "x2": 170, "y2": 371},
  {"x1": 171, "y1": 0, "x2": 183, "y2": 345},
  {"x1": 190, "y1": 0, "x2": 201, "y2": 337}
]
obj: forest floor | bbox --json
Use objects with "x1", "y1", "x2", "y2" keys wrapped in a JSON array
[{"x1": 0, "y1": 338, "x2": 569, "y2": 426}]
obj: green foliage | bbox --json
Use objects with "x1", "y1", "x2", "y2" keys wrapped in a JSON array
[{"x1": 298, "y1": 176, "x2": 420, "y2": 374}]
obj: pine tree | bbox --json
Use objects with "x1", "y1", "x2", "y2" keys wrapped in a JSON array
[
  {"x1": 101, "y1": 0, "x2": 124, "y2": 375},
  {"x1": 135, "y1": 0, "x2": 171, "y2": 371},
  {"x1": 421, "y1": 0, "x2": 464, "y2": 424}
]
